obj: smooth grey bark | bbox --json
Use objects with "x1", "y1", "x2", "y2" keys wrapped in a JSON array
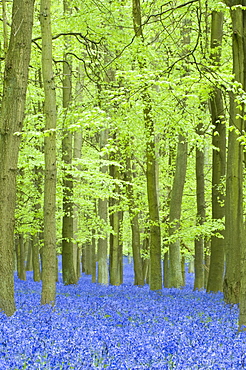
[
  {"x1": 0, "y1": 0, "x2": 34, "y2": 315},
  {"x1": 204, "y1": 241, "x2": 211, "y2": 288},
  {"x1": 91, "y1": 228, "x2": 97, "y2": 283},
  {"x1": 189, "y1": 258, "x2": 195, "y2": 273},
  {"x1": 194, "y1": 124, "x2": 205, "y2": 290},
  {"x1": 224, "y1": 97, "x2": 243, "y2": 305},
  {"x1": 76, "y1": 248, "x2": 81, "y2": 280},
  {"x1": 31, "y1": 69, "x2": 43, "y2": 283},
  {"x1": 142, "y1": 231, "x2": 150, "y2": 284},
  {"x1": 237, "y1": 0, "x2": 246, "y2": 329},
  {"x1": 163, "y1": 252, "x2": 169, "y2": 287},
  {"x1": 207, "y1": 11, "x2": 226, "y2": 293},
  {"x1": 26, "y1": 237, "x2": 33, "y2": 272},
  {"x1": 81, "y1": 244, "x2": 86, "y2": 273},
  {"x1": 168, "y1": 17, "x2": 189, "y2": 289},
  {"x1": 62, "y1": 147, "x2": 76, "y2": 284},
  {"x1": 132, "y1": 0, "x2": 162, "y2": 290},
  {"x1": 73, "y1": 130, "x2": 83, "y2": 279},
  {"x1": 61, "y1": 0, "x2": 77, "y2": 285},
  {"x1": 240, "y1": 91, "x2": 246, "y2": 324},
  {"x1": 84, "y1": 241, "x2": 92, "y2": 275},
  {"x1": 169, "y1": 134, "x2": 188, "y2": 288},
  {"x1": 32, "y1": 233, "x2": 41, "y2": 282},
  {"x1": 125, "y1": 156, "x2": 144, "y2": 286},
  {"x1": 97, "y1": 129, "x2": 109, "y2": 285},
  {"x1": 40, "y1": 0, "x2": 57, "y2": 305},
  {"x1": 181, "y1": 256, "x2": 186, "y2": 285},
  {"x1": 131, "y1": 214, "x2": 144, "y2": 285},
  {"x1": 16, "y1": 234, "x2": 26, "y2": 281},
  {"x1": 145, "y1": 113, "x2": 162, "y2": 291},
  {"x1": 207, "y1": 86, "x2": 226, "y2": 292},
  {"x1": 73, "y1": 69, "x2": 83, "y2": 278},
  {"x1": 109, "y1": 146, "x2": 123, "y2": 286},
  {"x1": 31, "y1": 165, "x2": 42, "y2": 282},
  {"x1": 163, "y1": 144, "x2": 175, "y2": 288},
  {"x1": 118, "y1": 211, "x2": 124, "y2": 284},
  {"x1": 2, "y1": 0, "x2": 8, "y2": 54},
  {"x1": 224, "y1": 3, "x2": 244, "y2": 307}
]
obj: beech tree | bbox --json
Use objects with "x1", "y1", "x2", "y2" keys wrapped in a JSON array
[
  {"x1": 207, "y1": 11, "x2": 226, "y2": 293},
  {"x1": 125, "y1": 153, "x2": 144, "y2": 286},
  {"x1": 169, "y1": 134, "x2": 188, "y2": 288},
  {"x1": 61, "y1": 1, "x2": 77, "y2": 285},
  {"x1": 132, "y1": 0, "x2": 162, "y2": 291},
  {"x1": 223, "y1": 0, "x2": 244, "y2": 306},
  {"x1": 40, "y1": 0, "x2": 57, "y2": 305},
  {"x1": 109, "y1": 133, "x2": 123, "y2": 286},
  {"x1": 97, "y1": 129, "x2": 109, "y2": 285},
  {"x1": 0, "y1": 0, "x2": 35, "y2": 315},
  {"x1": 194, "y1": 122, "x2": 205, "y2": 290}
]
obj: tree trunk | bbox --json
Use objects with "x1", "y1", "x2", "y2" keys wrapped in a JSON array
[
  {"x1": 194, "y1": 123, "x2": 205, "y2": 290},
  {"x1": 73, "y1": 130, "x2": 83, "y2": 279},
  {"x1": 32, "y1": 233, "x2": 41, "y2": 282},
  {"x1": 163, "y1": 252, "x2": 169, "y2": 287},
  {"x1": 207, "y1": 11, "x2": 226, "y2": 293},
  {"x1": 145, "y1": 106, "x2": 162, "y2": 291},
  {"x1": 76, "y1": 247, "x2": 81, "y2": 279},
  {"x1": 109, "y1": 154, "x2": 123, "y2": 285},
  {"x1": 125, "y1": 156, "x2": 144, "y2": 286},
  {"x1": 142, "y1": 232, "x2": 150, "y2": 284},
  {"x1": 131, "y1": 0, "x2": 162, "y2": 290},
  {"x1": 84, "y1": 242, "x2": 92, "y2": 275},
  {"x1": 131, "y1": 214, "x2": 144, "y2": 285},
  {"x1": 238, "y1": 0, "x2": 246, "y2": 329},
  {"x1": 118, "y1": 211, "x2": 124, "y2": 284},
  {"x1": 62, "y1": 138, "x2": 76, "y2": 281},
  {"x1": 0, "y1": 0, "x2": 34, "y2": 315},
  {"x1": 97, "y1": 129, "x2": 109, "y2": 285},
  {"x1": 204, "y1": 240, "x2": 210, "y2": 288},
  {"x1": 32, "y1": 159, "x2": 43, "y2": 282},
  {"x1": 207, "y1": 86, "x2": 226, "y2": 292},
  {"x1": 163, "y1": 144, "x2": 175, "y2": 288},
  {"x1": 181, "y1": 255, "x2": 186, "y2": 285},
  {"x1": 61, "y1": 0, "x2": 77, "y2": 285},
  {"x1": 16, "y1": 234, "x2": 26, "y2": 281},
  {"x1": 91, "y1": 229, "x2": 97, "y2": 283},
  {"x1": 40, "y1": 0, "x2": 57, "y2": 305},
  {"x1": 225, "y1": 104, "x2": 243, "y2": 305},
  {"x1": 169, "y1": 134, "x2": 188, "y2": 288},
  {"x1": 2, "y1": 0, "x2": 8, "y2": 54},
  {"x1": 25, "y1": 237, "x2": 33, "y2": 272},
  {"x1": 189, "y1": 257, "x2": 195, "y2": 273},
  {"x1": 73, "y1": 66, "x2": 83, "y2": 280},
  {"x1": 81, "y1": 244, "x2": 86, "y2": 273},
  {"x1": 61, "y1": 94, "x2": 75, "y2": 283},
  {"x1": 224, "y1": 3, "x2": 244, "y2": 306}
]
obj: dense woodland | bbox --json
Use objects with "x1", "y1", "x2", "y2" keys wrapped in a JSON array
[{"x1": 0, "y1": 0, "x2": 246, "y2": 328}]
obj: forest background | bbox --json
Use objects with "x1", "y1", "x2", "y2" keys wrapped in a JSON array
[{"x1": 1, "y1": 0, "x2": 246, "y2": 329}]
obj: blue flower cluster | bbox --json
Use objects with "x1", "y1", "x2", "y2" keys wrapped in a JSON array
[{"x1": 0, "y1": 261, "x2": 245, "y2": 369}]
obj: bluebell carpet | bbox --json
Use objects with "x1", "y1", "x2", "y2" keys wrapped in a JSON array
[{"x1": 0, "y1": 260, "x2": 245, "y2": 369}]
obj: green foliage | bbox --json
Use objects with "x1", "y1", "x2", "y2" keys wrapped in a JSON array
[{"x1": 4, "y1": 0, "x2": 236, "y2": 262}]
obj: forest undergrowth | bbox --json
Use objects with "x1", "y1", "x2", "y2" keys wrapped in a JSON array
[{"x1": 0, "y1": 259, "x2": 245, "y2": 370}]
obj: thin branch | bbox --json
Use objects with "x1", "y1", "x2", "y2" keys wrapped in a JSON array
[
  {"x1": 143, "y1": 0, "x2": 199, "y2": 26},
  {"x1": 32, "y1": 32, "x2": 103, "y2": 45}
]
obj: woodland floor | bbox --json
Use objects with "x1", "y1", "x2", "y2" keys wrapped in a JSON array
[{"x1": 0, "y1": 259, "x2": 245, "y2": 369}]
